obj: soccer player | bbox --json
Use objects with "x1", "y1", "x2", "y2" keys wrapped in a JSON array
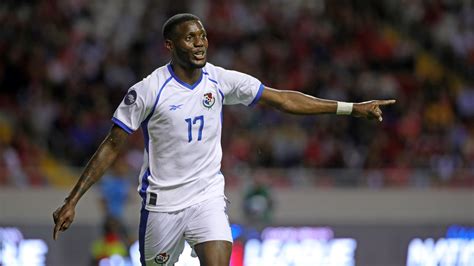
[{"x1": 53, "y1": 13, "x2": 395, "y2": 266}]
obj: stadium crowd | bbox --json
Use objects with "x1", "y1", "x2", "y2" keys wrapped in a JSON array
[{"x1": 0, "y1": 0, "x2": 472, "y2": 188}]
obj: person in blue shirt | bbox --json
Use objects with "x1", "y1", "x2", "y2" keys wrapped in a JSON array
[{"x1": 98, "y1": 156, "x2": 131, "y2": 244}]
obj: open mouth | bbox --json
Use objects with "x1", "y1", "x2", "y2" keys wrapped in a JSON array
[{"x1": 193, "y1": 51, "x2": 206, "y2": 60}]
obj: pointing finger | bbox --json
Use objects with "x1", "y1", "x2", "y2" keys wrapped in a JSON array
[
  {"x1": 53, "y1": 221, "x2": 61, "y2": 240},
  {"x1": 377, "y1": 99, "x2": 396, "y2": 106}
]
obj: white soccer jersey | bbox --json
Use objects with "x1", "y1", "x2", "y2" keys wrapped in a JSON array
[{"x1": 112, "y1": 62, "x2": 264, "y2": 212}]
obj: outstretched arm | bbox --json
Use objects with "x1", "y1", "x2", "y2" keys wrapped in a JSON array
[
  {"x1": 259, "y1": 87, "x2": 396, "y2": 121},
  {"x1": 52, "y1": 124, "x2": 129, "y2": 240}
]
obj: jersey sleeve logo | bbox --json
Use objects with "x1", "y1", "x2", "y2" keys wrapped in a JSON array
[
  {"x1": 202, "y1": 92, "x2": 216, "y2": 109},
  {"x1": 124, "y1": 90, "x2": 137, "y2": 105}
]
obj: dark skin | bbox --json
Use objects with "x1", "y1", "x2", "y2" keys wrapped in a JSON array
[
  {"x1": 53, "y1": 125, "x2": 128, "y2": 240},
  {"x1": 164, "y1": 20, "x2": 208, "y2": 84},
  {"x1": 53, "y1": 19, "x2": 395, "y2": 266}
]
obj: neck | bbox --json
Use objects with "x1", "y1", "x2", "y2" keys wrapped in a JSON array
[{"x1": 170, "y1": 61, "x2": 202, "y2": 85}]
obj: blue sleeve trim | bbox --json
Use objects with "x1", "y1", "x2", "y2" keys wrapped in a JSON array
[
  {"x1": 248, "y1": 83, "x2": 265, "y2": 107},
  {"x1": 112, "y1": 117, "x2": 134, "y2": 134},
  {"x1": 218, "y1": 89, "x2": 225, "y2": 103}
]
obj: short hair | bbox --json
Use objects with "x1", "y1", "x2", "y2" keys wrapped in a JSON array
[{"x1": 162, "y1": 13, "x2": 201, "y2": 40}]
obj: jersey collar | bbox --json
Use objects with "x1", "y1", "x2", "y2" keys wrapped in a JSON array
[{"x1": 167, "y1": 64, "x2": 203, "y2": 90}]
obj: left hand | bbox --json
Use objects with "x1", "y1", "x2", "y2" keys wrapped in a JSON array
[
  {"x1": 352, "y1": 99, "x2": 396, "y2": 122},
  {"x1": 52, "y1": 201, "x2": 76, "y2": 240}
]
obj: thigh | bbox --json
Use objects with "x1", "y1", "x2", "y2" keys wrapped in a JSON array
[
  {"x1": 140, "y1": 208, "x2": 186, "y2": 265},
  {"x1": 194, "y1": 240, "x2": 232, "y2": 266}
]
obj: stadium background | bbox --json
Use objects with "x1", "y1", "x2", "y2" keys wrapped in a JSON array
[{"x1": 0, "y1": 0, "x2": 473, "y2": 265}]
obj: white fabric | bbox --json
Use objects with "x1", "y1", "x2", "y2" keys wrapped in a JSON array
[
  {"x1": 336, "y1": 101, "x2": 353, "y2": 115},
  {"x1": 142, "y1": 196, "x2": 232, "y2": 265},
  {"x1": 113, "y1": 62, "x2": 263, "y2": 212}
]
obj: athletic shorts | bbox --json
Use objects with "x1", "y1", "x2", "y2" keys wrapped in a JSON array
[{"x1": 138, "y1": 196, "x2": 233, "y2": 265}]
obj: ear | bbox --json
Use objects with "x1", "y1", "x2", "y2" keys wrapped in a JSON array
[{"x1": 164, "y1": 39, "x2": 173, "y2": 52}]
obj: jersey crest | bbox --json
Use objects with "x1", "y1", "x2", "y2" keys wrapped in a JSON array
[
  {"x1": 202, "y1": 92, "x2": 216, "y2": 109},
  {"x1": 155, "y1": 252, "x2": 170, "y2": 264}
]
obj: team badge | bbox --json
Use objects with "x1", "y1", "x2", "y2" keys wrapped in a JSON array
[
  {"x1": 124, "y1": 90, "x2": 137, "y2": 105},
  {"x1": 154, "y1": 252, "x2": 170, "y2": 264},
  {"x1": 202, "y1": 92, "x2": 216, "y2": 109}
]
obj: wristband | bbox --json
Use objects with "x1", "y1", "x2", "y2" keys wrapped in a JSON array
[{"x1": 336, "y1": 102, "x2": 353, "y2": 115}]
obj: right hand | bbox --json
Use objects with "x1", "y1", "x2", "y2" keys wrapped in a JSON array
[{"x1": 52, "y1": 202, "x2": 76, "y2": 240}]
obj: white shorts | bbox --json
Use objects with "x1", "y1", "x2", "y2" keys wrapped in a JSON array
[{"x1": 138, "y1": 196, "x2": 232, "y2": 265}]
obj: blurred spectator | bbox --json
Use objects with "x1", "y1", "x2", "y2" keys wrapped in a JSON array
[
  {"x1": 90, "y1": 216, "x2": 128, "y2": 266},
  {"x1": 0, "y1": 0, "x2": 472, "y2": 188},
  {"x1": 243, "y1": 173, "x2": 274, "y2": 227},
  {"x1": 98, "y1": 155, "x2": 133, "y2": 244}
]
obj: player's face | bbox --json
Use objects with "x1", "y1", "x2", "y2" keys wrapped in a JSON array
[{"x1": 170, "y1": 20, "x2": 208, "y2": 69}]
